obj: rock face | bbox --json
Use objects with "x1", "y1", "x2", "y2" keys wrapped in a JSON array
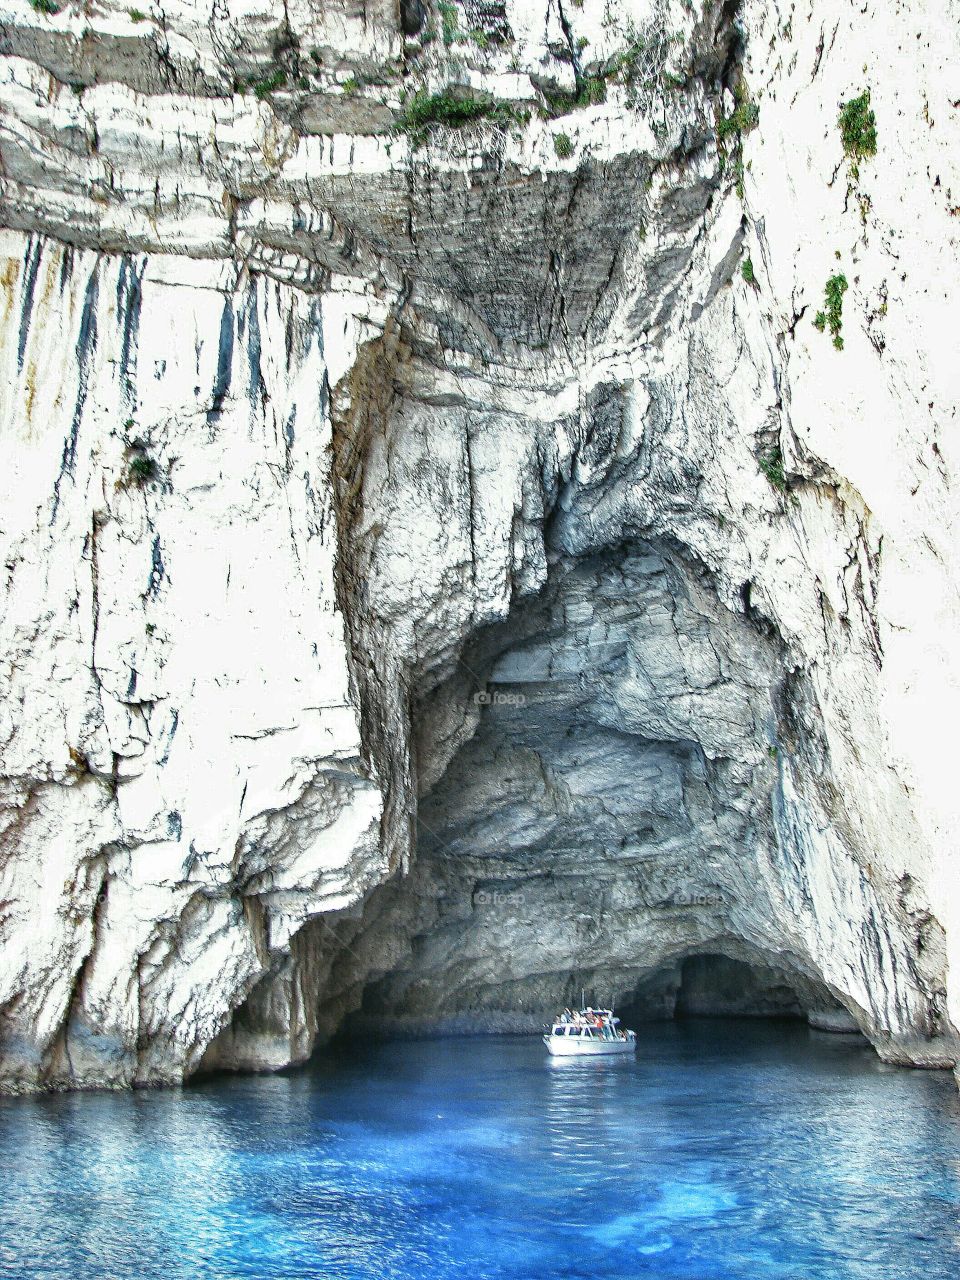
[{"x1": 0, "y1": 0, "x2": 958, "y2": 1090}]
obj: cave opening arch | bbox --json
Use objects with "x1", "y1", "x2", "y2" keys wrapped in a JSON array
[{"x1": 615, "y1": 944, "x2": 859, "y2": 1031}]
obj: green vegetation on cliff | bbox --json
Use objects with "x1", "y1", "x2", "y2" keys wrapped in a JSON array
[
  {"x1": 396, "y1": 90, "x2": 527, "y2": 144},
  {"x1": 839, "y1": 90, "x2": 877, "y2": 176},
  {"x1": 813, "y1": 273, "x2": 849, "y2": 350}
]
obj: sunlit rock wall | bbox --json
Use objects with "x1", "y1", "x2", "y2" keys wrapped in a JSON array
[
  {"x1": 0, "y1": 0, "x2": 957, "y2": 1089},
  {"x1": 0, "y1": 244, "x2": 388, "y2": 1088}
]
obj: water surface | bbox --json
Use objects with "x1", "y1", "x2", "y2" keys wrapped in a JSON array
[{"x1": 2, "y1": 1020, "x2": 959, "y2": 1278}]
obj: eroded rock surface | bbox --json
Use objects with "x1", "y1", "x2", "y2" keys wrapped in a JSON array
[{"x1": 0, "y1": 0, "x2": 958, "y2": 1089}]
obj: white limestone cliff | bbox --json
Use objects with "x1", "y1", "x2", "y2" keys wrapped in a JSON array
[{"x1": 0, "y1": 0, "x2": 957, "y2": 1091}]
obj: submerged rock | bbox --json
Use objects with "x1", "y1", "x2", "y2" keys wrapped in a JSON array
[{"x1": 0, "y1": 0, "x2": 958, "y2": 1089}]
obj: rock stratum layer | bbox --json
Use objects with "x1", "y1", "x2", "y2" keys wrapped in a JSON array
[{"x1": 0, "y1": 0, "x2": 958, "y2": 1091}]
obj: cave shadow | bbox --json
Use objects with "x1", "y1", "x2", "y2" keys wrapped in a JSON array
[{"x1": 617, "y1": 951, "x2": 858, "y2": 1033}]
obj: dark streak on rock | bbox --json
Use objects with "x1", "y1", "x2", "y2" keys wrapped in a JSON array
[
  {"x1": 146, "y1": 533, "x2": 165, "y2": 599},
  {"x1": 17, "y1": 237, "x2": 42, "y2": 372},
  {"x1": 207, "y1": 293, "x2": 235, "y2": 421},
  {"x1": 58, "y1": 245, "x2": 74, "y2": 293},
  {"x1": 117, "y1": 255, "x2": 145, "y2": 408},
  {"x1": 158, "y1": 708, "x2": 179, "y2": 767},
  {"x1": 52, "y1": 263, "x2": 99, "y2": 522},
  {"x1": 245, "y1": 279, "x2": 265, "y2": 410}
]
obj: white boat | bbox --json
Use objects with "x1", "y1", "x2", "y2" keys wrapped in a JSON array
[{"x1": 543, "y1": 1007, "x2": 637, "y2": 1057}]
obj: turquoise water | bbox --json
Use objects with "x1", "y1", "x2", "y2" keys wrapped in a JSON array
[{"x1": 1, "y1": 1020, "x2": 959, "y2": 1279}]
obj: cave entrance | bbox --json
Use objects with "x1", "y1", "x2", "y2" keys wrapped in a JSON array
[
  {"x1": 674, "y1": 954, "x2": 806, "y2": 1019},
  {"x1": 618, "y1": 952, "x2": 830, "y2": 1025}
]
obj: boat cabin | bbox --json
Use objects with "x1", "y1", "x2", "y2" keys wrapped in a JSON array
[
  {"x1": 551, "y1": 1025, "x2": 608, "y2": 1039},
  {"x1": 548, "y1": 1009, "x2": 625, "y2": 1041}
]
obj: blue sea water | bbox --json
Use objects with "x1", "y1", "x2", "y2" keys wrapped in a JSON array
[{"x1": 1, "y1": 1020, "x2": 959, "y2": 1279}]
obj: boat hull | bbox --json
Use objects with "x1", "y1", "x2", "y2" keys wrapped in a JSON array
[{"x1": 543, "y1": 1034, "x2": 636, "y2": 1057}]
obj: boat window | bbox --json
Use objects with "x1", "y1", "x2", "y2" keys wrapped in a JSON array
[
  {"x1": 553, "y1": 1027, "x2": 565, "y2": 1036},
  {"x1": 569, "y1": 1027, "x2": 581, "y2": 1035}
]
